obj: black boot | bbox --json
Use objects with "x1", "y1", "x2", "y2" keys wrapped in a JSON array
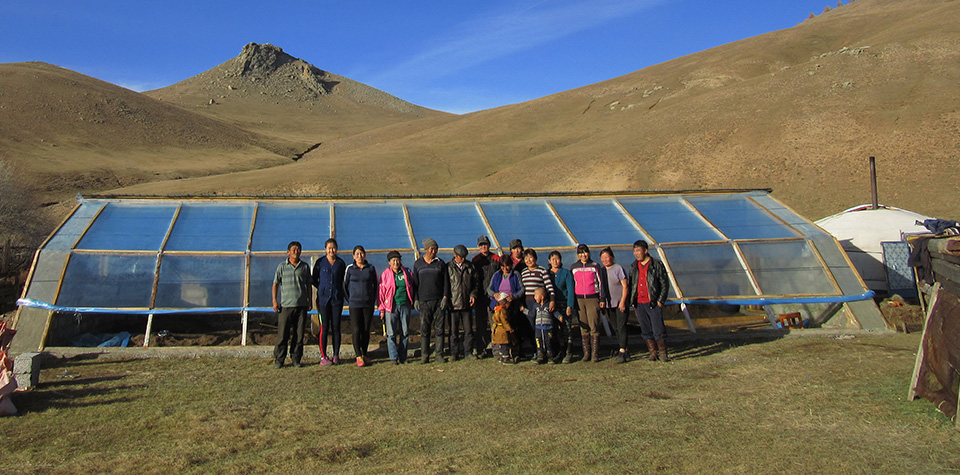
[{"x1": 560, "y1": 341, "x2": 572, "y2": 364}]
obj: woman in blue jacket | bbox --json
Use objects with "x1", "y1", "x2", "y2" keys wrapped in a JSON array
[
  {"x1": 343, "y1": 245, "x2": 379, "y2": 367},
  {"x1": 312, "y1": 238, "x2": 346, "y2": 366}
]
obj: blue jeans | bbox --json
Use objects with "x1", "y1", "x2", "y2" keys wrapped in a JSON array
[{"x1": 384, "y1": 304, "x2": 411, "y2": 362}]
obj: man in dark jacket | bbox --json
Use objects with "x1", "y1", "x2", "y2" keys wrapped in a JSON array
[
  {"x1": 413, "y1": 238, "x2": 451, "y2": 363},
  {"x1": 626, "y1": 240, "x2": 671, "y2": 362},
  {"x1": 448, "y1": 244, "x2": 480, "y2": 360},
  {"x1": 471, "y1": 235, "x2": 500, "y2": 357}
]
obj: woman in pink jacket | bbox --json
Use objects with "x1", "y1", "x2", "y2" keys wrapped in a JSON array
[
  {"x1": 570, "y1": 244, "x2": 609, "y2": 362},
  {"x1": 378, "y1": 251, "x2": 416, "y2": 364}
]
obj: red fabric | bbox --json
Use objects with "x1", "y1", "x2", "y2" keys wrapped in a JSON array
[{"x1": 636, "y1": 261, "x2": 651, "y2": 304}]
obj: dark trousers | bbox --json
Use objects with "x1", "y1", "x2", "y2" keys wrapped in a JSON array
[
  {"x1": 520, "y1": 298, "x2": 539, "y2": 354},
  {"x1": 535, "y1": 326, "x2": 553, "y2": 355},
  {"x1": 474, "y1": 297, "x2": 492, "y2": 352},
  {"x1": 350, "y1": 306, "x2": 375, "y2": 357},
  {"x1": 450, "y1": 309, "x2": 474, "y2": 356},
  {"x1": 493, "y1": 343, "x2": 513, "y2": 361},
  {"x1": 604, "y1": 307, "x2": 629, "y2": 350},
  {"x1": 419, "y1": 299, "x2": 446, "y2": 357},
  {"x1": 317, "y1": 301, "x2": 342, "y2": 359},
  {"x1": 635, "y1": 302, "x2": 666, "y2": 341},
  {"x1": 275, "y1": 306, "x2": 307, "y2": 364},
  {"x1": 554, "y1": 308, "x2": 574, "y2": 351}
]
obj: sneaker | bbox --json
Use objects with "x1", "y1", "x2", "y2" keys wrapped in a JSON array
[
  {"x1": 319, "y1": 357, "x2": 332, "y2": 366},
  {"x1": 332, "y1": 355, "x2": 340, "y2": 365},
  {"x1": 391, "y1": 359, "x2": 399, "y2": 365},
  {"x1": 274, "y1": 361, "x2": 283, "y2": 369},
  {"x1": 356, "y1": 357, "x2": 366, "y2": 367},
  {"x1": 614, "y1": 352, "x2": 627, "y2": 364},
  {"x1": 421, "y1": 356, "x2": 430, "y2": 364},
  {"x1": 292, "y1": 361, "x2": 302, "y2": 368},
  {"x1": 362, "y1": 356, "x2": 370, "y2": 366}
]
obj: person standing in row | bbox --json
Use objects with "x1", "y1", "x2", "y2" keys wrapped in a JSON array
[
  {"x1": 548, "y1": 250, "x2": 576, "y2": 364},
  {"x1": 627, "y1": 240, "x2": 671, "y2": 362},
  {"x1": 413, "y1": 238, "x2": 450, "y2": 364},
  {"x1": 312, "y1": 238, "x2": 346, "y2": 366},
  {"x1": 490, "y1": 303, "x2": 516, "y2": 364},
  {"x1": 472, "y1": 235, "x2": 500, "y2": 358},
  {"x1": 378, "y1": 251, "x2": 415, "y2": 365},
  {"x1": 448, "y1": 244, "x2": 479, "y2": 360},
  {"x1": 488, "y1": 253, "x2": 523, "y2": 318},
  {"x1": 272, "y1": 241, "x2": 313, "y2": 369},
  {"x1": 530, "y1": 287, "x2": 554, "y2": 364},
  {"x1": 601, "y1": 247, "x2": 630, "y2": 364},
  {"x1": 518, "y1": 249, "x2": 555, "y2": 359},
  {"x1": 509, "y1": 239, "x2": 526, "y2": 274},
  {"x1": 344, "y1": 245, "x2": 378, "y2": 367},
  {"x1": 570, "y1": 244, "x2": 608, "y2": 363}
]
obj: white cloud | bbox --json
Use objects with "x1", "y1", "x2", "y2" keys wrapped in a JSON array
[{"x1": 368, "y1": 0, "x2": 665, "y2": 85}]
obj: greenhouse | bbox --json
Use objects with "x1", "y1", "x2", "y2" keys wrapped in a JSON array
[{"x1": 11, "y1": 190, "x2": 886, "y2": 352}]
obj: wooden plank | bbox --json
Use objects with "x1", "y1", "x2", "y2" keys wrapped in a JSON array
[
  {"x1": 931, "y1": 259, "x2": 960, "y2": 289},
  {"x1": 927, "y1": 238, "x2": 960, "y2": 257},
  {"x1": 909, "y1": 283, "x2": 940, "y2": 400},
  {"x1": 143, "y1": 313, "x2": 154, "y2": 348},
  {"x1": 930, "y1": 250, "x2": 960, "y2": 267}
]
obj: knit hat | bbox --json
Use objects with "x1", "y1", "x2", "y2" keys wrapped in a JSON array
[
  {"x1": 387, "y1": 251, "x2": 402, "y2": 262},
  {"x1": 422, "y1": 238, "x2": 438, "y2": 249},
  {"x1": 509, "y1": 239, "x2": 523, "y2": 249},
  {"x1": 477, "y1": 235, "x2": 491, "y2": 246},
  {"x1": 453, "y1": 244, "x2": 468, "y2": 258}
]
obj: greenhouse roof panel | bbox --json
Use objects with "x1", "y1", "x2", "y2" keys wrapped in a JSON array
[{"x1": 18, "y1": 191, "x2": 875, "y2": 322}]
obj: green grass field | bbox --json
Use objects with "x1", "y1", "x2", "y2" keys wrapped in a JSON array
[{"x1": 2, "y1": 333, "x2": 957, "y2": 474}]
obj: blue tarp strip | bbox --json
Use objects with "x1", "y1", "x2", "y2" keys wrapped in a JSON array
[
  {"x1": 17, "y1": 291, "x2": 875, "y2": 315},
  {"x1": 667, "y1": 291, "x2": 875, "y2": 306}
]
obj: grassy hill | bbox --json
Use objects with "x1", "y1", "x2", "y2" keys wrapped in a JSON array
[
  {"x1": 2, "y1": 0, "x2": 957, "y2": 223},
  {"x1": 115, "y1": 0, "x2": 960, "y2": 220}
]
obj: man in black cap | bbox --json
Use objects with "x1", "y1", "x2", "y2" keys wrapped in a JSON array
[
  {"x1": 509, "y1": 239, "x2": 526, "y2": 274},
  {"x1": 413, "y1": 237, "x2": 451, "y2": 363},
  {"x1": 472, "y1": 235, "x2": 500, "y2": 358},
  {"x1": 448, "y1": 244, "x2": 479, "y2": 360}
]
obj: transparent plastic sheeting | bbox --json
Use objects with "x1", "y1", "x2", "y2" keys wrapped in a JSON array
[{"x1": 19, "y1": 191, "x2": 874, "y2": 314}]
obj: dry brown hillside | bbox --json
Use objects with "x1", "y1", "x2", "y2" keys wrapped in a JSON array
[
  {"x1": 116, "y1": 0, "x2": 960, "y2": 220},
  {"x1": 145, "y1": 43, "x2": 450, "y2": 146},
  {"x1": 0, "y1": 62, "x2": 296, "y2": 203}
]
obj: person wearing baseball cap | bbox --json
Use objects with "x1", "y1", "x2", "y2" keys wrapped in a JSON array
[
  {"x1": 413, "y1": 237, "x2": 451, "y2": 363},
  {"x1": 472, "y1": 235, "x2": 500, "y2": 358},
  {"x1": 509, "y1": 239, "x2": 525, "y2": 274},
  {"x1": 448, "y1": 244, "x2": 480, "y2": 360}
]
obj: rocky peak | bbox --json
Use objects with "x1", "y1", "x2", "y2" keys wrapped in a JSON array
[
  {"x1": 236, "y1": 43, "x2": 295, "y2": 78},
  {"x1": 231, "y1": 42, "x2": 336, "y2": 96}
]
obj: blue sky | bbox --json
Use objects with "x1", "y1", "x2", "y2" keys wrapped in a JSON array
[{"x1": 1, "y1": 1, "x2": 842, "y2": 114}]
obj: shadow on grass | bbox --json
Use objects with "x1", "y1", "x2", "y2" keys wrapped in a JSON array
[
  {"x1": 41, "y1": 375, "x2": 129, "y2": 388},
  {"x1": 10, "y1": 383, "x2": 146, "y2": 415},
  {"x1": 657, "y1": 333, "x2": 787, "y2": 361},
  {"x1": 40, "y1": 354, "x2": 144, "y2": 369}
]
